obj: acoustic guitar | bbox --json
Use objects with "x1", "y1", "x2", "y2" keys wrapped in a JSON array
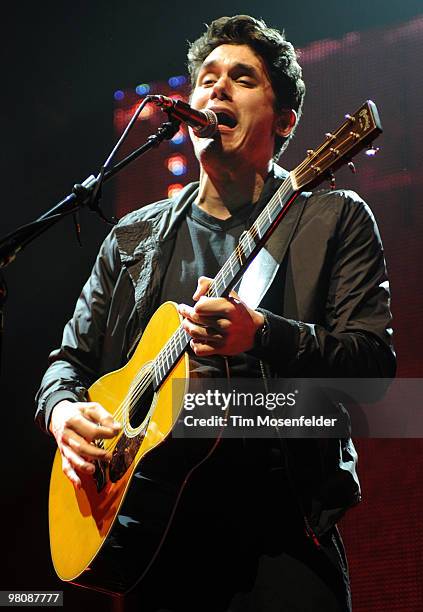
[{"x1": 49, "y1": 101, "x2": 382, "y2": 593}]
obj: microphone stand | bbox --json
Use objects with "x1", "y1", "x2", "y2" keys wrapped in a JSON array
[{"x1": 0, "y1": 97, "x2": 180, "y2": 376}]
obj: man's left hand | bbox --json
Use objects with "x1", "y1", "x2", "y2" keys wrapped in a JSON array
[{"x1": 178, "y1": 276, "x2": 264, "y2": 356}]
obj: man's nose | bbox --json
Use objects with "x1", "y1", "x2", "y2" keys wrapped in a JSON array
[{"x1": 210, "y1": 76, "x2": 232, "y2": 101}]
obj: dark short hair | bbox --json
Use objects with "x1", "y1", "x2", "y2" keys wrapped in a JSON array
[{"x1": 187, "y1": 15, "x2": 306, "y2": 157}]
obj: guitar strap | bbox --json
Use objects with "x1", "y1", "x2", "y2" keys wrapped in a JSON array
[{"x1": 237, "y1": 191, "x2": 310, "y2": 310}]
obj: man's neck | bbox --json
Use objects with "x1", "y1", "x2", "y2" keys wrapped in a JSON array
[{"x1": 195, "y1": 159, "x2": 273, "y2": 220}]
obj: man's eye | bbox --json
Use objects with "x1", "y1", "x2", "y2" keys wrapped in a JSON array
[
  {"x1": 237, "y1": 79, "x2": 253, "y2": 86},
  {"x1": 202, "y1": 78, "x2": 216, "y2": 86}
]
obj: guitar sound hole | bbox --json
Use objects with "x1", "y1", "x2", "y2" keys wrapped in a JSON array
[
  {"x1": 108, "y1": 378, "x2": 155, "y2": 482},
  {"x1": 128, "y1": 379, "x2": 155, "y2": 429}
]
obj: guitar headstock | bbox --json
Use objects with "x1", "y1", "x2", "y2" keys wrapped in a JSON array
[{"x1": 292, "y1": 100, "x2": 382, "y2": 191}]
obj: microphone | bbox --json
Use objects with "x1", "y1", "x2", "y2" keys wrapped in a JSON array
[{"x1": 149, "y1": 95, "x2": 218, "y2": 138}]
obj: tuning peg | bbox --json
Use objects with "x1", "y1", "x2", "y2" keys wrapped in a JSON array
[
  {"x1": 348, "y1": 160, "x2": 356, "y2": 174},
  {"x1": 365, "y1": 144, "x2": 380, "y2": 156},
  {"x1": 345, "y1": 114, "x2": 356, "y2": 123}
]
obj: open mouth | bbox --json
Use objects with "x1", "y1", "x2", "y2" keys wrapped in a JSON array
[{"x1": 216, "y1": 112, "x2": 237, "y2": 129}]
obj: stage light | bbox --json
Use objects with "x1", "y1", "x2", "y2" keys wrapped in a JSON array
[
  {"x1": 167, "y1": 154, "x2": 187, "y2": 176},
  {"x1": 136, "y1": 84, "x2": 151, "y2": 96},
  {"x1": 365, "y1": 145, "x2": 380, "y2": 156},
  {"x1": 168, "y1": 92, "x2": 185, "y2": 102},
  {"x1": 167, "y1": 183, "x2": 184, "y2": 198},
  {"x1": 168, "y1": 76, "x2": 187, "y2": 88},
  {"x1": 114, "y1": 90, "x2": 125, "y2": 101},
  {"x1": 138, "y1": 104, "x2": 155, "y2": 120},
  {"x1": 171, "y1": 129, "x2": 186, "y2": 145}
]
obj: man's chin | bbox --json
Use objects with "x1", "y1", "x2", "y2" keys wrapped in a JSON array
[{"x1": 196, "y1": 137, "x2": 242, "y2": 163}]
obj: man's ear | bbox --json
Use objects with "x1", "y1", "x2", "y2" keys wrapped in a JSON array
[{"x1": 275, "y1": 109, "x2": 297, "y2": 137}]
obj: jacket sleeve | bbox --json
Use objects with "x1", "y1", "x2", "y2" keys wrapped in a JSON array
[
  {"x1": 34, "y1": 230, "x2": 121, "y2": 434},
  {"x1": 252, "y1": 191, "x2": 396, "y2": 378}
]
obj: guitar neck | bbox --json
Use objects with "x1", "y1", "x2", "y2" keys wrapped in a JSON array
[{"x1": 152, "y1": 174, "x2": 299, "y2": 389}]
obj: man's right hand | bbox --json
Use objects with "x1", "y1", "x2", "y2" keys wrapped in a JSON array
[{"x1": 49, "y1": 400, "x2": 121, "y2": 489}]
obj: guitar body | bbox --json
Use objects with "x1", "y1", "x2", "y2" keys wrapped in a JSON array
[{"x1": 49, "y1": 301, "x2": 203, "y2": 594}]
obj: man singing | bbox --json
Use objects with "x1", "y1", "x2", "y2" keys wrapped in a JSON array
[{"x1": 36, "y1": 15, "x2": 395, "y2": 611}]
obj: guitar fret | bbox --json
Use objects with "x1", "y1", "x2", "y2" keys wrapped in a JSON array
[
  {"x1": 158, "y1": 354, "x2": 164, "y2": 381},
  {"x1": 223, "y1": 264, "x2": 231, "y2": 286},
  {"x1": 170, "y1": 334, "x2": 176, "y2": 367},
  {"x1": 177, "y1": 328, "x2": 184, "y2": 352},
  {"x1": 153, "y1": 325, "x2": 192, "y2": 388},
  {"x1": 239, "y1": 234, "x2": 248, "y2": 256},
  {"x1": 267, "y1": 206, "x2": 272, "y2": 223},
  {"x1": 160, "y1": 348, "x2": 166, "y2": 375},
  {"x1": 208, "y1": 280, "x2": 218, "y2": 298},
  {"x1": 214, "y1": 277, "x2": 224, "y2": 296},
  {"x1": 235, "y1": 244, "x2": 245, "y2": 266},
  {"x1": 276, "y1": 191, "x2": 283, "y2": 211},
  {"x1": 154, "y1": 359, "x2": 161, "y2": 387},
  {"x1": 244, "y1": 231, "x2": 253, "y2": 254}
]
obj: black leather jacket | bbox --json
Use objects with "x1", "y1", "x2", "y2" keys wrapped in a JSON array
[{"x1": 35, "y1": 165, "x2": 396, "y2": 538}]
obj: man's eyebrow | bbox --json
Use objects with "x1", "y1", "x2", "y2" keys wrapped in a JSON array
[{"x1": 199, "y1": 60, "x2": 260, "y2": 79}]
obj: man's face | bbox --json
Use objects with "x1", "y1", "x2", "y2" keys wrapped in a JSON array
[{"x1": 190, "y1": 43, "x2": 282, "y2": 169}]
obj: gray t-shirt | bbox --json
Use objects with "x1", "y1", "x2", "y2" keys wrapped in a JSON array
[{"x1": 160, "y1": 201, "x2": 254, "y2": 304}]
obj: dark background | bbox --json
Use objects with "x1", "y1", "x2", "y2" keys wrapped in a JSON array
[{"x1": 2, "y1": 2, "x2": 423, "y2": 610}]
